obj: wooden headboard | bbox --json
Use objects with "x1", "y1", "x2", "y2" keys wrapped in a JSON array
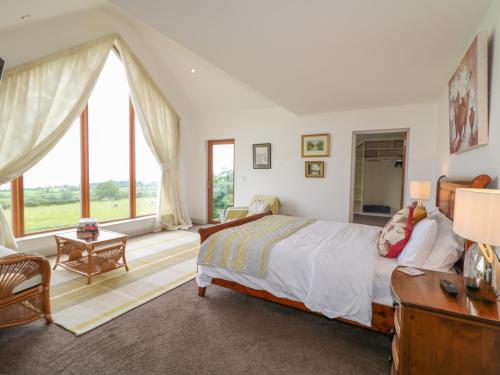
[
  {"x1": 436, "y1": 174, "x2": 491, "y2": 220},
  {"x1": 436, "y1": 175, "x2": 491, "y2": 272}
]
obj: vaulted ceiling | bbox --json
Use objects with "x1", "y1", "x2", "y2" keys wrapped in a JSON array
[
  {"x1": 0, "y1": 0, "x2": 107, "y2": 29},
  {"x1": 0, "y1": 0, "x2": 493, "y2": 114},
  {"x1": 110, "y1": 0, "x2": 492, "y2": 114}
]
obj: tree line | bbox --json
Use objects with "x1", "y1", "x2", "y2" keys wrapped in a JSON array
[
  {"x1": 212, "y1": 169, "x2": 234, "y2": 219},
  {"x1": 0, "y1": 181, "x2": 158, "y2": 208}
]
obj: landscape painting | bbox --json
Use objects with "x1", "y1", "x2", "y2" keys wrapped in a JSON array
[
  {"x1": 305, "y1": 161, "x2": 324, "y2": 178},
  {"x1": 448, "y1": 32, "x2": 488, "y2": 154},
  {"x1": 301, "y1": 134, "x2": 330, "y2": 157}
]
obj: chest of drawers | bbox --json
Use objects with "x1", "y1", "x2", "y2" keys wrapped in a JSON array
[{"x1": 391, "y1": 268, "x2": 500, "y2": 375}]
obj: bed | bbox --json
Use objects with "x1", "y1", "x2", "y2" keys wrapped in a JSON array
[{"x1": 197, "y1": 175, "x2": 491, "y2": 334}]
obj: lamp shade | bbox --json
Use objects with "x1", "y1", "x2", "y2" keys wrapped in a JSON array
[
  {"x1": 409, "y1": 181, "x2": 431, "y2": 200},
  {"x1": 453, "y1": 188, "x2": 500, "y2": 246}
]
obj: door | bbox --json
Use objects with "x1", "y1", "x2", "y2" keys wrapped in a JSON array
[
  {"x1": 351, "y1": 130, "x2": 408, "y2": 225},
  {"x1": 207, "y1": 139, "x2": 235, "y2": 224},
  {"x1": 400, "y1": 132, "x2": 408, "y2": 209}
]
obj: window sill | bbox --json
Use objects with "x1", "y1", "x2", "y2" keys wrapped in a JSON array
[
  {"x1": 16, "y1": 215, "x2": 156, "y2": 257},
  {"x1": 18, "y1": 215, "x2": 156, "y2": 241}
]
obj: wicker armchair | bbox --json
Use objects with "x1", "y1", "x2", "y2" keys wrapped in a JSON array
[{"x1": 0, "y1": 251, "x2": 52, "y2": 328}]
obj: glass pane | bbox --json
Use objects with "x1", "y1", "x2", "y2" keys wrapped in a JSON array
[
  {"x1": 212, "y1": 144, "x2": 234, "y2": 220},
  {"x1": 23, "y1": 119, "x2": 81, "y2": 233},
  {"x1": 89, "y1": 52, "x2": 130, "y2": 221},
  {"x1": 0, "y1": 183, "x2": 12, "y2": 227},
  {"x1": 135, "y1": 115, "x2": 160, "y2": 216}
]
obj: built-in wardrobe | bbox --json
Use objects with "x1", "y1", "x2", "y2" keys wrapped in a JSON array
[{"x1": 353, "y1": 136, "x2": 405, "y2": 217}]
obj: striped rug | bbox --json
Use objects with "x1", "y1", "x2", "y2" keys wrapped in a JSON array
[{"x1": 50, "y1": 230, "x2": 200, "y2": 336}]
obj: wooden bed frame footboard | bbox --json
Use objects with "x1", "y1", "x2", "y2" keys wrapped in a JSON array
[
  {"x1": 198, "y1": 278, "x2": 395, "y2": 334},
  {"x1": 198, "y1": 212, "x2": 271, "y2": 243},
  {"x1": 197, "y1": 212, "x2": 394, "y2": 335}
]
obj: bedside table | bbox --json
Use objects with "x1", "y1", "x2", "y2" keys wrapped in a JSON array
[{"x1": 390, "y1": 267, "x2": 500, "y2": 375}]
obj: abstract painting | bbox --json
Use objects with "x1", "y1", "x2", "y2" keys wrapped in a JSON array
[{"x1": 448, "y1": 32, "x2": 488, "y2": 154}]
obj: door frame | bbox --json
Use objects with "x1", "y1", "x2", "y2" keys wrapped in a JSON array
[
  {"x1": 348, "y1": 129, "x2": 409, "y2": 223},
  {"x1": 207, "y1": 139, "x2": 235, "y2": 224}
]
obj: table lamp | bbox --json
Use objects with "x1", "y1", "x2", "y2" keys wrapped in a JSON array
[
  {"x1": 410, "y1": 180, "x2": 431, "y2": 223},
  {"x1": 453, "y1": 188, "x2": 500, "y2": 302}
]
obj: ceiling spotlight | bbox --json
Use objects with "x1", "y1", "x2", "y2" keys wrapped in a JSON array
[
  {"x1": 190, "y1": 68, "x2": 196, "y2": 74},
  {"x1": 20, "y1": 15, "x2": 31, "y2": 20}
]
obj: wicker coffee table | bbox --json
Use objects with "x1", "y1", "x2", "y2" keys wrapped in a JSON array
[{"x1": 53, "y1": 230, "x2": 129, "y2": 284}]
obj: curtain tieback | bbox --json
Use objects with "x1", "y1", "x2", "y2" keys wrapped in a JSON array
[{"x1": 160, "y1": 159, "x2": 179, "y2": 171}]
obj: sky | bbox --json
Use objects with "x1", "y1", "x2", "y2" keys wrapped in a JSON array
[
  {"x1": 22, "y1": 52, "x2": 159, "y2": 189},
  {"x1": 212, "y1": 144, "x2": 234, "y2": 175}
]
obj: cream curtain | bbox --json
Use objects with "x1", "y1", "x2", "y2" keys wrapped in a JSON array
[
  {"x1": 0, "y1": 34, "x2": 191, "y2": 248},
  {"x1": 0, "y1": 36, "x2": 114, "y2": 248},
  {"x1": 115, "y1": 38, "x2": 192, "y2": 230}
]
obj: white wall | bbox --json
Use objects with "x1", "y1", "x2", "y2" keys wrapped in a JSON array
[
  {"x1": 185, "y1": 103, "x2": 440, "y2": 223},
  {"x1": 437, "y1": 0, "x2": 500, "y2": 186},
  {"x1": 364, "y1": 160, "x2": 403, "y2": 214}
]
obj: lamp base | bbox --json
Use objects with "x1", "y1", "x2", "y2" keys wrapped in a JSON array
[
  {"x1": 412, "y1": 203, "x2": 427, "y2": 224},
  {"x1": 463, "y1": 242, "x2": 500, "y2": 303},
  {"x1": 465, "y1": 283, "x2": 498, "y2": 303}
]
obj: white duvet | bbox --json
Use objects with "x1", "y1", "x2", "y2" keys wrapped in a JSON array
[{"x1": 197, "y1": 221, "x2": 382, "y2": 326}]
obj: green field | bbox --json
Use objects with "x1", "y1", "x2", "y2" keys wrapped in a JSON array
[
  {"x1": 0, "y1": 181, "x2": 157, "y2": 233},
  {"x1": 2, "y1": 197, "x2": 155, "y2": 233}
]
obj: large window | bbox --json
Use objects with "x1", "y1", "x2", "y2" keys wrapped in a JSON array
[
  {"x1": 23, "y1": 119, "x2": 81, "y2": 232},
  {"x1": 0, "y1": 184, "x2": 11, "y2": 227},
  {"x1": 135, "y1": 115, "x2": 160, "y2": 216},
  {"x1": 6, "y1": 50, "x2": 159, "y2": 236},
  {"x1": 89, "y1": 52, "x2": 130, "y2": 221}
]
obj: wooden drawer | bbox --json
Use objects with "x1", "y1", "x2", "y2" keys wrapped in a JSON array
[{"x1": 391, "y1": 263, "x2": 500, "y2": 375}]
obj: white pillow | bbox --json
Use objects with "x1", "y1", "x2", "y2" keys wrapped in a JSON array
[
  {"x1": 422, "y1": 211, "x2": 464, "y2": 272},
  {"x1": 398, "y1": 218, "x2": 438, "y2": 267},
  {"x1": 246, "y1": 200, "x2": 270, "y2": 216}
]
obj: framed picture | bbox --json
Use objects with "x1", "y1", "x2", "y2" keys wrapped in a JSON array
[
  {"x1": 301, "y1": 134, "x2": 330, "y2": 157},
  {"x1": 305, "y1": 161, "x2": 324, "y2": 178},
  {"x1": 253, "y1": 143, "x2": 271, "y2": 169},
  {"x1": 448, "y1": 31, "x2": 488, "y2": 154}
]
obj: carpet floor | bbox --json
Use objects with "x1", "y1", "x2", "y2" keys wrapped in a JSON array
[
  {"x1": 50, "y1": 230, "x2": 199, "y2": 335},
  {"x1": 0, "y1": 280, "x2": 391, "y2": 375}
]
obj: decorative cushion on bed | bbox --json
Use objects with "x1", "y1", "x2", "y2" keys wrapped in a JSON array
[
  {"x1": 246, "y1": 200, "x2": 271, "y2": 216},
  {"x1": 422, "y1": 210, "x2": 464, "y2": 271},
  {"x1": 397, "y1": 218, "x2": 438, "y2": 267},
  {"x1": 378, "y1": 206, "x2": 415, "y2": 258}
]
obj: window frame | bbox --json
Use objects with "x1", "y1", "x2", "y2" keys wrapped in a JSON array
[{"x1": 9, "y1": 91, "x2": 154, "y2": 237}]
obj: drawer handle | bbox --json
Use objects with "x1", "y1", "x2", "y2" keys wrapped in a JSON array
[{"x1": 392, "y1": 301, "x2": 399, "y2": 308}]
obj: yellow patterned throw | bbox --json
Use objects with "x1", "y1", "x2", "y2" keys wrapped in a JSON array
[{"x1": 198, "y1": 215, "x2": 314, "y2": 278}]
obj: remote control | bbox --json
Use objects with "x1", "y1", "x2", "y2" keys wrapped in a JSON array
[{"x1": 440, "y1": 279, "x2": 459, "y2": 296}]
